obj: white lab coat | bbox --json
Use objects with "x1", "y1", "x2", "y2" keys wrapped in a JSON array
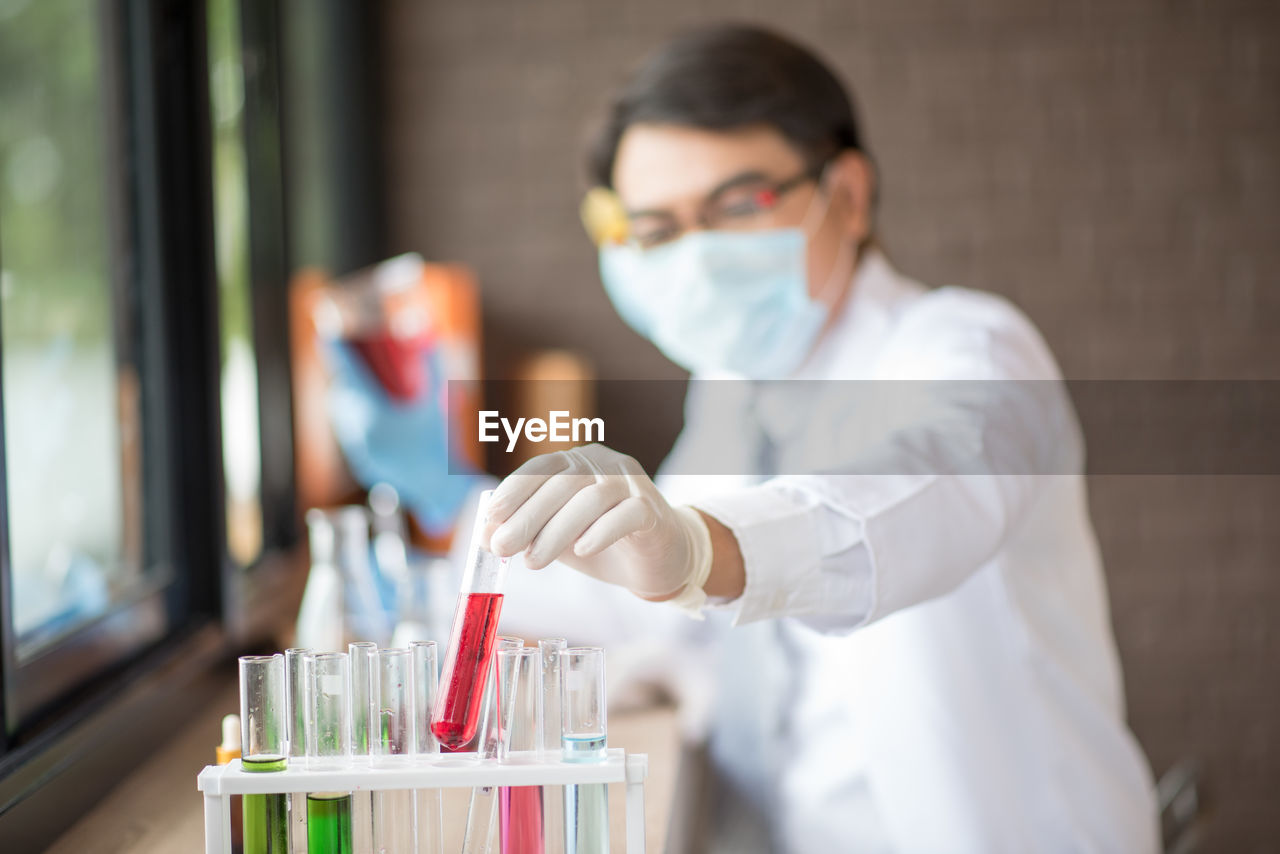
[{"x1": 498, "y1": 250, "x2": 1159, "y2": 853}]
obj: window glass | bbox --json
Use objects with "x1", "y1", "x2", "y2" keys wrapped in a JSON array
[
  {"x1": 209, "y1": 0, "x2": 264, "y2": 567},
  {"x1": 0, "y1": 0, "x2": 146, "y2": 658}
]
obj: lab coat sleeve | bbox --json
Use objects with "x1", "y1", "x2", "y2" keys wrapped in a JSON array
[{"x1": 692, "y1": 288, "x2": 1080, "y2": 634}]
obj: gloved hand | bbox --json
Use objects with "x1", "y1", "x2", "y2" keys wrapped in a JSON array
[
  {"x1": 323, "y1": 340, "x2": 478, "y2": 534},
  {"x1": 484, "y1": 443, "x2": 713, "y2": 606}
]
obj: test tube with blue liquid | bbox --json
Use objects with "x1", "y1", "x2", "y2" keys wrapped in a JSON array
[
  {"x1": 240, "y1": 654, "x2": 290, "y2": 854},
  {"x1": 561, "y1": 648, "x2": 609, "y2": 854}
]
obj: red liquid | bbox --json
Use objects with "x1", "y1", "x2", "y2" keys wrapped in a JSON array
[
  {"x1": 430, "y1": 592, "x2": 504, "y2": 750},
  {"x1": 349, "y1": 332, "x2": 432, "y2": 401},
  {"x1": 499, "y1": 786, "x2": 544, "y2": 854}
]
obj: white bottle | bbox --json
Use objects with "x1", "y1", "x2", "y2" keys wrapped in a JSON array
[{"x1": 296, "y1": 509, "x2": 344, "y2": 652}]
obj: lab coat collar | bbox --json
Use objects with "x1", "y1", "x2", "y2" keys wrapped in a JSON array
[
  {"x1": 744, "y1": 250, "x2": 926, "y2": 458},
  {"x1": 672, "y1": 249, "x2": 926, "y2": 472},
  {"x1": 792, "y1": 247, "x2": 925, "y2": 381}
]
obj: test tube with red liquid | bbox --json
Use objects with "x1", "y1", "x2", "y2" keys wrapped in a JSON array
[{"x1": 430, "y1": 490, "x2": 509, "y2": 750}]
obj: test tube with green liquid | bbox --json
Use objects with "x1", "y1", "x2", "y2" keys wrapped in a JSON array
[
  {"x1": 240, "y1": 654, "x2": 291, "y2": 854},
  {"x1": 306, "y1": 652, "x2": 355, "y2": 854}
]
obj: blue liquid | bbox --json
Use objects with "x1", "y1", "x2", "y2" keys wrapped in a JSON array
[
  {"x1": 561, "y1": 734, "x2": 606, "y2": 763},
  {"x1": 562, "y1": 735, "x2": 609, "y2": 854}
]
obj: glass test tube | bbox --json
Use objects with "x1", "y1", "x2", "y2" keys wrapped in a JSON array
[
  {"x1": 306, "y1": 652, "x2": 354, "y2": 854},
  {"x1": 372, "y1": 648, "x2": 414, "y2": 854},
  {"x1": 462, "y1": 636, "x2": 526, "y2": 854},
  {"x1": 498, "y1": 647, "x2": 544, "y2": 854},
  {"x1": 411, "y1": 641, "x2": 444, "y2": 854},
  {"x1": 431, "y1": 490, "x2": 510, "y2": 750},
  {"x1": 487, "y1": 637, "x2": 528, "y2": 757},
  {"x1": 349, "y1": 642, "x2": 377, "y2": 854},
  {"x1": 285, "y1": 648, "x2": 313, "y2": 854},
  {"x1": 539, "y1": 639, "x2": 568, "y2": 854},
  {"x1": 240, "y1": 655, "x2": 290, "y2": 854},
  {"x1": 561, "y1": 648, "x2": 609, "y2": 854}
]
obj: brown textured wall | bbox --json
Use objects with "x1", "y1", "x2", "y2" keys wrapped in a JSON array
[{"x1": 379, "y1": 1, "x2": 1280, "y2": 848}]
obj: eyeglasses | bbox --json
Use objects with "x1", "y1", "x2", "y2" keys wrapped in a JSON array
[{"x1": 581, "y1": 162, "x2": 826, "y2": 251}]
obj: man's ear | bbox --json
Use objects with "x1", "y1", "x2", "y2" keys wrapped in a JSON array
[{"x1": 829, "y1": 150, "x2": 874, "y2": 243}]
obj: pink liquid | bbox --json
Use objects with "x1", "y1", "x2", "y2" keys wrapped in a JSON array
[
  {"x1": 430, "y1": 592, "x2": 504, "y2": 750},
  {"x1": 499, "y1": 786, "x2": 544, "y2": 854},
  {"x1": 349, "y1": 332, "x2": 432, "y2": 402}
]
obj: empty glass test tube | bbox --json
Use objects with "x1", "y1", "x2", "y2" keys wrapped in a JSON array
[
  {"x1": 461, "y1": 636, "x2": 526, "y2": 854},
  {"x1": 431, "y1": 490, "x2": 509, "y2": 750},
  {"x1": 498, "y1": 646, "x2": 544, "y2": 854},
  {"x1": 349, "y1": 641, "x2": 378, "y2": 756},
  {"x1": 306, "y1": 652, "x2": 354, "y2": 854},
  {"x1": 411, "y1": 641, "x2": 443, "y2": 854},
  {"x1": 540, "y1": 639, "x2": 568, "y2": 854},
  {"x1": 372, "y1": 648, "x2": 414, "y2": 854},
  {"x1": 240, "y1": 654, "x2": 290, "y2": 854},
  {"x1": 561, "y1": 648, "x2": 609, "y2": 854},
  {"x1": 348, "y1": 641, "x2": 377, "y2": 854},
  {"x1": 285, "y1": 648, "x2": 313, "y2": 854}
]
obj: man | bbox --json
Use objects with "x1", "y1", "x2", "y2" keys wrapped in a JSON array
[
  {"x1": 330, "y1": 23, "x2": 1158, "y2": 853},
  {"x1": 481, "y1": 24, "x2": 1159, "y2": 853}
]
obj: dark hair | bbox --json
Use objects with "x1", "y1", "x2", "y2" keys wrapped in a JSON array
[{"x1": 588, "y1": 24, "x2": 867, "y2": 188}]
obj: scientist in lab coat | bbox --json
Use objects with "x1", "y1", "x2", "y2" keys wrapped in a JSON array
[
  {"x1": 331, "y1": 23, "x2": 1159, "y2": 854},
  {"x1": 482, "y1": 25, "x2": 1159, "y2": 854}
]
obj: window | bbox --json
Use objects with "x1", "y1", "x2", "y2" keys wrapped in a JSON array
[
  {"x1": 209, "y1": 0, "x2": 265, "y2": 568},
  {"x1": 0, "y1": 1, "x2": 298, "y2": 842},
  {"x1": 0, "y1": 0, "x2": 187, "y2": 731},
  {"x1": 0, "y1": 0, "x2": 141, "y2": 661}
]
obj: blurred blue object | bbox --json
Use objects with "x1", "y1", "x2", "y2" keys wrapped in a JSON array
[
  {"x1": 14, "y1": 549, "x2": 110, "y2": 651},
  {"x1": 323, "y1": 340, "x2": 479, "y2": 535}
]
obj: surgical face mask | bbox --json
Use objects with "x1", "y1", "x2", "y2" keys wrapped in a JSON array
[{"x1": 599, "y1": 181, "x2": 843, "y2": 379}]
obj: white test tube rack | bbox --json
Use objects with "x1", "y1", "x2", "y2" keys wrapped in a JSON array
[{"x1": 197, "y1": 747, "x2": 649, "y2": 854}]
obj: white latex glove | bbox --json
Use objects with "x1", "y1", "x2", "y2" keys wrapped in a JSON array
[{"x1": 485, "y1": 444, "x2": 713, "y2": 608}]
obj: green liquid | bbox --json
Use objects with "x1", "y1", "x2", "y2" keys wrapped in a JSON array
[
  {"x1": 242, "y1": 754, "x2": 289, "y2": 854},
  {"x1": 243, "y1": 754, "x2": 289, "y2": 773},
  {"x1": 307, "y1": 792, "x2": 354, "y2": 854}
]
